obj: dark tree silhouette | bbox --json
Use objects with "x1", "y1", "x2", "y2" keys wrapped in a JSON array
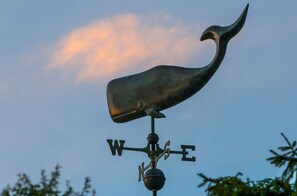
[
  {"x1": 1, "y1": 165, "x2": 95, "y2": 196},
  {"x1": 198, "y1": 133, "x2": 297, "y2": 195}
]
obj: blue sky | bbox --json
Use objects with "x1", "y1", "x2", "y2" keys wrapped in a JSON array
[{"x1": 1, "y1": 1, "x2": 297, "y2": 195}]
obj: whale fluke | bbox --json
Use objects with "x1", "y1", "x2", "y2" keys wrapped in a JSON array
[
  {"x1": 107, "y1": 4, "x2": 249, "y2": 123},
  {"x1": 201, "y1": 4, "x2": 249, "y2": 42}
]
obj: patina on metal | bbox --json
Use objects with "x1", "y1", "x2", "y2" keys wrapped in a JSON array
[
  {"x1": 106, "y1": 4, "x2": 249, "y2": 196},
  {"x1": 106, "y1": 4, "x2": 249, "y2": 123}
]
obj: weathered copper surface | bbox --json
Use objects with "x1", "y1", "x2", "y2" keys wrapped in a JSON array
[{"x1": 107, "y1": 5, "x2": 249, "y2": 123}]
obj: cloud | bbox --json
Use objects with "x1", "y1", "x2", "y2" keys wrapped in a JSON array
[{"x1": 47, "y1": 13, "x2": 203, "y2": 83}]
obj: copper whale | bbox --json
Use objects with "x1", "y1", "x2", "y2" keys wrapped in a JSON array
[{"x1": 107, "y1": 4, "x2": 249, "y2": 123}]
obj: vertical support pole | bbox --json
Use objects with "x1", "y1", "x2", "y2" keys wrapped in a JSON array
[
  {"x1": 151, "y1": 116, "x2": 156, "y2": 168},
  {"x1": 151, "y1": 116, "x2": 155, "y2": 134},
  {"x1": 151, "y1": 116, "x2": 157, "y2": 196}
]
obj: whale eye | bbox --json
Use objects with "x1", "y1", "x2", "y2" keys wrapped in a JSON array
[{"x1": 138, "y1": 102, "x2": 143, "y2": 109}]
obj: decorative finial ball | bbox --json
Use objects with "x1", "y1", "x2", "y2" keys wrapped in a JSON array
[
  {"x1": 143, "y1": 168, "x2": 166, "y2": 191},
  {"x1": 147, "y1": 133, "x2": 159, "y2": 144}
]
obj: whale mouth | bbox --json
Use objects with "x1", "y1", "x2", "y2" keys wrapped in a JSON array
[{"x1": 112, "y1": 110, "x2": 139, "y2": 123}]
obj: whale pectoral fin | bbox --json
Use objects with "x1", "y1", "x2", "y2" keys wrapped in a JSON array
[{"x1": 145, "y1": 108, "x2": 166, "y2": 118}]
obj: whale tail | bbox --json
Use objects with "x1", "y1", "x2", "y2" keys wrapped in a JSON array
[{"x1": 200, "y1": 4, "x2": 249, "y2": 43}]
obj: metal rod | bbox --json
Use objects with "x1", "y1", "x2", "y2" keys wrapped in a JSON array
[
  {"x1": 150, "y1": 117, "x2": 158, "y2": 196},
  {"x1": 151, "y1": 116, "x2": 156, "y2": 168},
  {"x1": 151, "y1": 116, "x2": 155, "y2": 134}
]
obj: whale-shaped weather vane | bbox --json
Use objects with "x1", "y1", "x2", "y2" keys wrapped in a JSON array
[
  {"x1": 107, "y1": 4, "x2": 248, "y2": 123},
  {"x1": 106, "y1": 5, "x2": 249, "y2": 195}
]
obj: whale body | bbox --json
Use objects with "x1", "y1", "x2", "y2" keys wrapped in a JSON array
[{"x1": 107, "y1": 4, "x2": 249, "y2": 123}]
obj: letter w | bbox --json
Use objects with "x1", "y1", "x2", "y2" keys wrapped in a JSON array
[{"x1": 107, "y1": 139, "x2": 125, "y2": 156}]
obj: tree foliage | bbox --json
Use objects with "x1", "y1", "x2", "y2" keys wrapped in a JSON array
[
  {"x1": 1, "y1": 165, "x2": 95, "y2": 196},
  {"x1": 267, "y1": 133, "x2": 297, "y2": 182},
  {"x1": 198, "y1": 133, "x2": 297, "y2": 195}
]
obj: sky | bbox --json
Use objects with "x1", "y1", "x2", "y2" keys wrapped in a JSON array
[{"x1": 0, "y1": 0, "x2": 297, "y2": 195}]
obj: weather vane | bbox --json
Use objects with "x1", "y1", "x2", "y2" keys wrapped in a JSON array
[{"x1": 106, "y1": 4, "x2": 248, "y2": 196}]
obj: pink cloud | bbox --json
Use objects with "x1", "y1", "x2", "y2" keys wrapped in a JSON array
[{"x1": 48, "y1": 14, "x2": 203, "y2": 83}]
